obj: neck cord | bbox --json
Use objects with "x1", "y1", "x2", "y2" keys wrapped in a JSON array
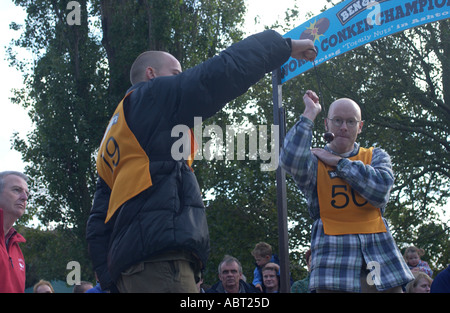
[
  {"x1": 312, "y1": 59, "x2": 327, "y2": 117},
  {"x1": 309, "y1": 49, "x2": 335, "y2": 143}
]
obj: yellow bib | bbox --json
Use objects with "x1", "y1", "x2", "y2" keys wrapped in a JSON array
[
  {"x1": 96, "y1": 91, "x2": 198, "y2": 223},
  {"x1": 317, "y1": 147, "x2": 387, "y2": 235},
  {"x1": 96, "y1": 91, "x2": 152, "y2": 223}
]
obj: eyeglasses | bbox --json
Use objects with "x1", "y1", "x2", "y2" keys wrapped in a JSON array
[{"x1": 327, "y1": 117, "x2": 362, "y2": 128}]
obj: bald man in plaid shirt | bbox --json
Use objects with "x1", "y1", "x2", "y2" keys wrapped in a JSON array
[{"x1": 280, "y1": 90, "x2": 413, "y2": 293}]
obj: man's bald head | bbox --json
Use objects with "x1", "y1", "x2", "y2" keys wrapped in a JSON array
[
  {"x1": 328, "y1": 98, "x2": 362, "y2": 120},
  {"x1": 130, "y1": 51, "x2": 181, "y2": 85},
  {"x1": 325, "y1": 97, "x2": 364, "y2": 154}
]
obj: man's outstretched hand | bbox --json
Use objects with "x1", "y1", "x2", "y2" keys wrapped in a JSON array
[{"x1": 290, "y1": 39, "x2": 317, "y2": 61}]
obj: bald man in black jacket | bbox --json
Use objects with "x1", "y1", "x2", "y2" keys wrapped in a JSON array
[{"x1": 86, "y1": 29, "x2": 315, "y2": 293}]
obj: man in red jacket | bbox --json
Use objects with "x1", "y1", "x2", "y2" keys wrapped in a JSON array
[{"x1": 0, "y1": 171, "x2": 29, "y2": 293}]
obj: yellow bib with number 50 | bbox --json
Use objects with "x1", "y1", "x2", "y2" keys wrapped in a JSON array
[
  {"x1": 317, "y1": 147, "x2": 387, "y2": 235},
  {"x1": 96, "y1": 91, "x2": 152, "y2": 223}
]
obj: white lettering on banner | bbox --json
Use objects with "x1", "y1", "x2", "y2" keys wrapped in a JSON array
[
  {"x1": 280, "y1": 0, "x2": 450, "y2": 83},
  {"x1": 338, "y1": 0, "x2": 383, "y2": 25}
]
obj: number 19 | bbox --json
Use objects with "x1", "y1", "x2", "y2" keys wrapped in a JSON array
[{"x1": 102, "y1": 137, "x2": 120, "y2": 173}]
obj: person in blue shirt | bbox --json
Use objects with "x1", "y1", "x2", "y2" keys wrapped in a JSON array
[
  {"x1": 251, "y1": 242, "x2": 279, "y2": 292},
  {"x1": 430, "y1": 265, "x2": 450, "y2": 293}
]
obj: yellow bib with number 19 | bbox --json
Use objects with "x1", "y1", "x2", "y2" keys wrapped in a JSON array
[{"x1": 96, "y1": 91, "x2": 152, "y2": 223}]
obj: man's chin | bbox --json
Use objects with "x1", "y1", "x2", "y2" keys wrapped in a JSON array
[{"x1": 331, "y1": 137, "x2": 354, "y2": 152}]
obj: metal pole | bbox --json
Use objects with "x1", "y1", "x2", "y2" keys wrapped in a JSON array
[{"x1": 271, "y1": 68, "x2": 290, "y2": 293}]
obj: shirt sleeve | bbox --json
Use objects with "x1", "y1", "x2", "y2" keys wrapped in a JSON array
[
  {"x1": 252, "y1": 267, "x2": 263, "y2": 286},
  {"x1": 336, "y1": 148, "x2": 394, "y2": 209},
  {"x1": 279, "y1": 115, "x2": 318, "y2": 199}
]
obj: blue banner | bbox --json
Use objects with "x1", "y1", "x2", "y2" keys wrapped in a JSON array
[{"x1": 281, "y1": 0, "x2": 450, "y2": 83}]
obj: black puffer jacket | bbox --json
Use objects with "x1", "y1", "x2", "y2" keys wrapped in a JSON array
[{"x1": 86, "y1": 30, "x2": 293, "y2": 291}]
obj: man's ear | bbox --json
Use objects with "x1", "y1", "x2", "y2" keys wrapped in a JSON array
[
  {"x1": 324, "y1": 118, "x2": 329, "y2": 131},
  {"x1": 146, "y1": 66, "x2": 156, "y2": 80},
  {"x1": 358, "y1": 120, "x2": 364, "y2": 134}
]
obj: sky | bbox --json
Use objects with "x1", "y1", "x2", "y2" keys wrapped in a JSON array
[{"x1": 0, "y1": 1, "x2": 30, "y2": 173}]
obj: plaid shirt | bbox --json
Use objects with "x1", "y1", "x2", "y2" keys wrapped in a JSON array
[{"x1": 280, "y1": 116, "x2": 413, "y2": 292}]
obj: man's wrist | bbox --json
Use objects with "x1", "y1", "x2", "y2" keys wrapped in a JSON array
[
  {"x1": 300, "y1": 115, "x2": 314, "y2": 126},
  {"x1": 301, "y1": 110, "x2": 319, "y2": 122}
]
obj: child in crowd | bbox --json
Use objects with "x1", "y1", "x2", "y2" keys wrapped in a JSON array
[
  {"x1": 403, "y1": 246, "x2": 433, "y2": 277},
  {"x1": 251, "y1": 242, "x2": 279, "y2": 292}
]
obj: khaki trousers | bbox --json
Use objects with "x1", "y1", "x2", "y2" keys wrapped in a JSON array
[{"x1": 116, "y1": 258, "x2": 199, "y2": 293}]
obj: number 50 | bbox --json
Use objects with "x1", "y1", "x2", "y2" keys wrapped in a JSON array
[{"x1": 331, "y1": 185, "x2": 368, "y2": 209}]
